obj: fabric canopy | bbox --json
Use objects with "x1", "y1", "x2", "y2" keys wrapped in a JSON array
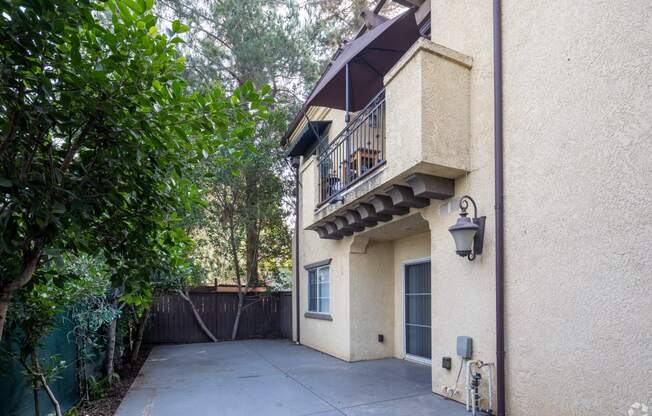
[
  {"x1": 285, "y1": 121, "x2": 331, "y2": 157},
  {"x1": 304, "y1": 9, "x2": 419, "y2": 112}
]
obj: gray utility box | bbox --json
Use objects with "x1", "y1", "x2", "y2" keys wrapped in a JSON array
[{"x1": 456, "y1": 336, "x2": 473, "y2": 359}]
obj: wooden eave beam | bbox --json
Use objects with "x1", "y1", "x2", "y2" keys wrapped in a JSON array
[
  {"x1": 323, "y1": 222, "x2": 344, "y2": 239},
  {"x1": 334, "y1": 216, "x2": 358, "y2": 234},
  {"x1": 369, "y1": 195, "x2": 409, "y2": 216},
  {"x1": 354, "y1": 203, "x2": 391, "y2": 224},
  {"x1": 384, "y1": 185, "x2": 430, "y2": 208},
  {"x1": 406, "y1": 173, "x2": 455, "y2": 200},
  {"x1": 343, "y1": 211, "x2": 367, "y2": 231}
]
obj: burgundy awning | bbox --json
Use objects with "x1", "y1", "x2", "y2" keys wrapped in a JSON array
[{"x1": 304, "y1": 9, "x2": 419, "y2": 113}]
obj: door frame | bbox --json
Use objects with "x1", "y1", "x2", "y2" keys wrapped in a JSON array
[{"x1": 402, "y1": 257, "x2": 432, "y2": 366}]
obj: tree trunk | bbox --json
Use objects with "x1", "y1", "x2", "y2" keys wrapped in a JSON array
[
  {"x1": 32, "y1": 353, "x2": 62, "y2": 416},
  {"x1": 225, "y1": 210, "x2": 245, "y2": 341},
  {"x1": 231, "y1": 290, "x2": 244, "y2": 340},
  {"x1": 105, "y1": 299, "x2": 118, "y2": 384},
  {"x1": 74, "y1": 325, "x2": 89, "y2": 402},
  {"x1": 233, "y1": 223, "x2": 258, "y2": 341},
  {"x1": 127, "y1": 312, "x2": 133, "y2": 354},
  {"x1": 0, "y1": 293, "x2": 11, "y2": 342},
  {"x1": 0, "y1": 249, "x2": 41, "y2": 341},
  {"x1": 229, "y1": 225, "x2": 246, "y2": 341},
  {"x1": 130, "y1": 306, "x2": 151, "y2": 363},
  {"x1": 31, "y1": 352, "x2": 40, "y2": 416},
  {"x1": 177, "y1": 290, "x2": 217, "y2": 342},
  {"x1": 245, "y1": 225, "x2": 258, "y2": 287},
  {"x1": 38, "y1": 373, "x2": 62, "y2": 416}
]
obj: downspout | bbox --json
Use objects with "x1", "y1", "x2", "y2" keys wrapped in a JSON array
[
  {"x1": 291, "y1": 156, "x2": 301, "y2": 344},
  {"x1": 345, "y1": 63, "x2": 351, "y2": 125},
  {"x1": 344, "y1": 63, "x2": 351, "y2": 185},
  {"x1": 493, "y1": 1, "x2": 506, "y2": 415},
  {"x1": 288, "y1": 113, "x2": 323, "y2": 346}
]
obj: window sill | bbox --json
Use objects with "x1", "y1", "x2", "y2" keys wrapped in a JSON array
[{"x1": 304, "y1": 312, "x2": 333, "y2": 321}]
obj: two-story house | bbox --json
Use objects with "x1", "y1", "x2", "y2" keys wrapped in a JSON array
[{"x1": 283, "y1": 1, "x2": 651, "y2": 415}]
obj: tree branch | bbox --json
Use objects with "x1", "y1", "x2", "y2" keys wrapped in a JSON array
[
  {"x1": 177, "y1": 289, "x2": 217, "y2": 342},
  {"x1": 1, "y1": 247, "x2": 42, "y2": 294},
  {"x1": 17, "y1": 354, "x2": 63, "y2": 416},
  {"x1": 60, "y1": 117, "x2": 96, "y2": 173},
  {"x1": 0, "y1": 109, "x2": 19, "y2": 156},
  {"x1": 241, "y1": 297, "x2": 263, "y2": 311},
  {"x1": 158, "y1": 0, "x2": 233, "y2": 51}
]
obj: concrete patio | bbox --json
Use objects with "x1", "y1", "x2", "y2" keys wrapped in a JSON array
[{"x1": 115, "y1": 339, "x2": 467, "y2": 416}]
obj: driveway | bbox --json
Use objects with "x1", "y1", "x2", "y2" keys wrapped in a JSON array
[{"x1": 115, "y1": 339, "x2": 467, "y2": 416}]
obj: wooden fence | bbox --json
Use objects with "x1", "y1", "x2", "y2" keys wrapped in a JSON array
[
  {"x1": 144, "y1": 291, "x2": 292, "y2": 343},
  {"x1": 278, "y1": 292, "x2": 293, "y2": 339}
]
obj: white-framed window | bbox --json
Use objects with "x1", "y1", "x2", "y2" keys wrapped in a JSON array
[{"x1": 308, "y1": 265, "x2": 330, "y2": 314}]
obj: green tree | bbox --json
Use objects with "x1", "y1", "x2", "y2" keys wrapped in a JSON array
[
  {"x1": 201, "y1": 106, "x2": 289, "y2": 339},
  {"x1": 159, "y1": 1, "x2": 316, "y2": 327},
  {"x1": 0, "y1": 0, "x2": 270, "y2": 340},
  {"x1": 67, "y1": 256, "x2": 115, "y2": 402},
  {"x1": 98, "y1": 219, "x2": 221, "y2": 380},
  {"x1": 158, "y1": 0, "x2": 323, "y2": 99},
  {"x1": 2, "y1": 254, "x2": 112, "y2": 416}
]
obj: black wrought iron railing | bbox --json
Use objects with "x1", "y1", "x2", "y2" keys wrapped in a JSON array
[{"x1": 317, "y1": 90, "x2": 386, "y2": 205}]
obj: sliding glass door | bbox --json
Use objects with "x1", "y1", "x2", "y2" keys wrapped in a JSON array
[{"x1": 405, "y1": 261, "x2": 431, "y2": 362}]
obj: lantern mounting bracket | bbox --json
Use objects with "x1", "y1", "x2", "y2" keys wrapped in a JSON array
[{"x1": 456, "y1": 195, "x2": 486, "y2": 261}]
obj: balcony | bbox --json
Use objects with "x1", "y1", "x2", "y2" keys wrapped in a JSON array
[
  {"x1": 318, "y1": 90, "x2": 386, "y2": 205},
  {"x1": 305, "y1": 39, "x2": 473, "y2": 238}
]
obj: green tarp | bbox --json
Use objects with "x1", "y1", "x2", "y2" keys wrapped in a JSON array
[{"x1": 0, "y1": 314, "x2": 80, "y2": 416}]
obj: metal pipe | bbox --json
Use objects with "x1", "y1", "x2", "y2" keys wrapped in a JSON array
[
  {"x1": 466, "y1": 360, "x2": 481, "y2": 412},
  {"x1": 466, "y1": 360, "x2": 497, "y2": 414},
  {"x1": 345, "y1": 63, "x2": 351, "y2": 124},
  {"x1": 493, "y1": 1, "x2": 506, "y2": 415},
  {"x1": 292, "y1": 156, "x2": 301, "y2": 344},
  {"x1": 482, "y1": 362, "x2": 495, "y2": 412},
  {"x1": 293, "y1": 110, "x2": 329, "y2": 345},
  {"x1": 281, "y1": 0, "x2": 388, "y2": 148},
  {"x1": 344, "y1": 63, "x2": 352, "y2": 190},
  {"x1": 302, "y1": 113, "x2": 322, "y2": 143},
  {"x1": 465, "y1": 360, "x2": 471, "y2": 411},
  {"x1": 471, "y1": 366, "x2": 479, "y2": 416}
]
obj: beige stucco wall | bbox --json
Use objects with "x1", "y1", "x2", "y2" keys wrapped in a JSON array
[
  {"x1": 297, "y1": 153, "x2": 352, "y2": 361},
  {"x1": 420, "y1": 1, "x2": 498, "y2": 408},
  {"x1": 385, "y1": 39, "x2": 472, "y2": 180},
  {"x1": 426, "y1": 193, "x2": 496, "y2": 406},
  {"x1": 297, "y1": 203, "x2": 437, "y2": 364},
  {"x1": 349, "y1": 239, "x2": 395, "y2": 361},
  {"x1": 293, "y1": 2, "x2": 651, "y2": 414},
  {"x1": 320, "y1": 107, "x2": 348, "y2": 147},
  {"x1": 432, "y1": 1, "x2": 652, "y2": 415},
  {"x1": 296, "y1": 233, "x2": 352, "y2": 361},
  {"x1": 295, "y1": 15, "x2": 498, "y2": 400}
]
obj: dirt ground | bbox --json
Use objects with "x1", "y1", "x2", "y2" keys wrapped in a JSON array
[{"x1": 75, "y1": 345, "x2": 151, "y2": 416}]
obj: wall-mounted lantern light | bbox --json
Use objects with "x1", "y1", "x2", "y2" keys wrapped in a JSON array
[{"x1": 448, "y1": 195, "x2": 486, "y2": 261}]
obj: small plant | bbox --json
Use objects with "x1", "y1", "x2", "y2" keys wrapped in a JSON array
[
  {"x1": 63, "y1": 406, "x2": 79, "y2": 416},
  {"x1": 87, "y1": 375, "x2": 111, "y2": 400}
]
